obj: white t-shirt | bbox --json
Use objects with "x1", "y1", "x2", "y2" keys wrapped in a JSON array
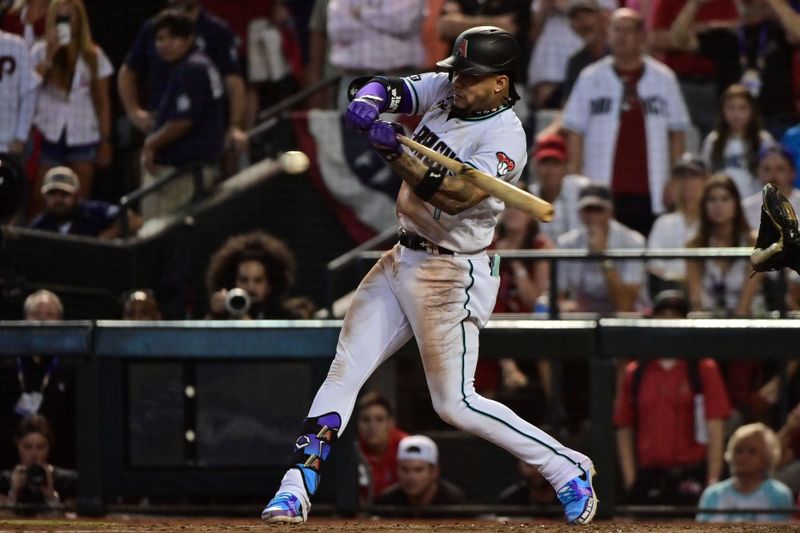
[
  {"x1": 700, "y1": 131, "x2": 775, "y2": 198},
  {"x1": 31, "y1": 43, "x2": 113, "y2": 145},
  {"x1": 557, "y1": 219, "x2": 646, "y2": 313},
  {"x1": 530, "y1": 173, "x2": 590, "y2": 243},
  {"x1": 743, "y1": 188, "x2": 800, "y2": 230},
  {"x1": 398, "y1": 72, "x2": 528, "y2": 253},
  {"x1": 562, "y1": 56, "x2": 690, "y2": 214},
  {"x1": 647, "y1": 212, "x2": 698, "y2": 279},
  {"x1": 0, "y1": 31, "x2": 40, "y2": 151}
]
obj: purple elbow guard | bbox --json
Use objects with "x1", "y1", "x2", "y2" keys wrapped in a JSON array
[{"x1": 348, "y1": 76, "x2": 413, "y2": 114}]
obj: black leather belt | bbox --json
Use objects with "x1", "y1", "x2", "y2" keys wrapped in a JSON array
[{"x1": 398, "y1": 232, "x2": 454, "y2": 255}]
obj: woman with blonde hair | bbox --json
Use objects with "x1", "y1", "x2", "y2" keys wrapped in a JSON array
[
  {"x1": 697, "y1": 423, "x2": 792, "y2": 522},
  {"x1": 30, "y1": 0, "x2": 112, "y2": 209}
]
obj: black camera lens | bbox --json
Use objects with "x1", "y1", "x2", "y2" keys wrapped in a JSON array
[
  {"x1": 224, "y1": 288, "x2": 251, "y2": 317},
  {"x1": 26, "y1": 464, "x2": 46, "y2": 487}
]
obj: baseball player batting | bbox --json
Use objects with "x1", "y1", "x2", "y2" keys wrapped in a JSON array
[{"x1": 262, "y1": 26, "x2": 597, "y2": 525}]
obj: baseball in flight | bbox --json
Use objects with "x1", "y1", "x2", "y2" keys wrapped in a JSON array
[{"x1": 279, "y1": 151, "x2": 310, "y2": 174}]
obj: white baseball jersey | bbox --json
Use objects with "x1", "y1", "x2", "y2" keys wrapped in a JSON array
[
  {"x1": 647, "y1": 212, "x2": 698, "y2": 279},
  {"x1": 700, "y1": 131, "x2": 775, "y2": 199},
  {"x1": 563, "y1": 56, "x2": 690, "y2": 214},
  {"x1": 0, "y1": 30, "x2": 40, "y2": 151},
  {"x1": 31, "y1": 42, "x2": 113, "y2": 146},
  {"x1": 397, "y1": 72, "x2": 528, "y2": 253}
]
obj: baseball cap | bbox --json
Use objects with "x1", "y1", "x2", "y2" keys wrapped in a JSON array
[
  {"x1": 397, "y1": 435, "x2": 438, "y2": 465},
  {"x1": 41, "y1": 166, "x2": 79, "y2": 195},
  {"x1": 577, "y1": 183, "x2": 612, "y2": 211},
  {"x1": 652, "y1": 289, "x2": 689, "y2": 316},
  {"x1": 567, "y1": 0, "x2": 600, "y2": 17},
  {"x1": 672, "y1": 152, "x2": 707, "y2": 176},
  {"x1": 533, "y1": 134, "x2": 567, "y2": 162}
]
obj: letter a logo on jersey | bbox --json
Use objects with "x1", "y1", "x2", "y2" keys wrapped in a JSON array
[
  {"x1": 495, "y1": 152, "x2": 515, "y2": 177},
  {"x1": 456, "y1": 39, "x2": 468, "y2": 58}
]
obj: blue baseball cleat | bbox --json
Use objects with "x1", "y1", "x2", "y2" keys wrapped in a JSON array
[
  {"x1": 261, "y1": 492, "x2": 307, "y2": 524},
  {"x1": 557, "y1": 468, "x2": 598, "y2": 525}
]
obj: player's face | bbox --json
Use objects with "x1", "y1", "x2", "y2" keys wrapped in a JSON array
[
  {"x1": 451, "y1": 72, "x2": 504, "y2": 112},
  {"x1": 357, "y1": 405, "x2": 393, "y2": 452},
  {"x1": 154, "y1": 28, "x2": 194, "y2": 63},
  {"x1": 17, "y1": 432, "x2": 49, "y2": 466},
  {"x1": 732, "y1": 433, "x2": 768, "y2": 478},
  {"x1": 235, "y1": 260, "x2": 270, "y2": 304},
  {"x1": 535, "y1": 158, "x2": 566, "y2": 187},
  {"x1": 704, "y1": 186, "x2": 737, "y2": 226},
  {"x1": 43, "y1": 190, "x2": 76, "y2": 220},
  {"x1": 722, "y1": 96, "x2": 752, "y2": 134},
  {"x1": 397, "y1": 460, "x2": 437, "y2": 499},
  {"x1": 757, "y1": 153, "x2": 795, "y2": 189},
  {"x1": 609, "y1": 16, "x2": 644, "y2": 59}
]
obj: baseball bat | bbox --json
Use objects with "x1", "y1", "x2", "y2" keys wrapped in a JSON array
[{"x1": 397, "y1": 135, "x2": 554, "y2": 222}]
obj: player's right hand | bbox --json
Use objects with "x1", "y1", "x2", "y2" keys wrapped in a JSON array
[{"x1": 345, "y1": 95, "x2": 383, "y2": 132}]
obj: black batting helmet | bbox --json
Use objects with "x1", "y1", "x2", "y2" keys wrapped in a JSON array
[
  {"x1": 0, "y1": 156, "x2": 22, "y2": 222},
  {"x1": 437, "y1": 26, "x2": 521, "y2": 101}
]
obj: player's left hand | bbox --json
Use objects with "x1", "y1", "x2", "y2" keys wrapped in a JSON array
[
  {"x1": 368, "y1": 121, "x2": 403, "y2": 160},
  {"x1": 345, "y1": 95, "x2": 383, "y2": 132}
]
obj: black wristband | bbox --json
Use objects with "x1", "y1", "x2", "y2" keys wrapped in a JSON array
[{"x1": 414, "y1": 166, "x2": 446, "y2": 201}]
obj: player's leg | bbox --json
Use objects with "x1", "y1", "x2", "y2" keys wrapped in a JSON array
[
  {"x1": 400, "y1": 253, "x2": 596, "y2": 524},
  {"x1": 263, "y1": 247, "x2": 413, "y2": 523}
]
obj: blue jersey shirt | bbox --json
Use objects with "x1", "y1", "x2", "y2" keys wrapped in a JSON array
[
  {"x1": 125, "y1": 9, "x2": 241, "y2": 111},
  {"x1": 30, "y1": 200, "x2": 119, "y2": 237},
  {"x1": 154, "y1": 49, "x2": 226, "y2": 167}
]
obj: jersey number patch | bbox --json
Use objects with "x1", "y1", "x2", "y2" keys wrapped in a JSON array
[
  {"x1": 495, "y1": 152, "x2": 515, "y2": 177},
  {"x1": 0, "y1": 56, "x2": 17, "y2": 82}
]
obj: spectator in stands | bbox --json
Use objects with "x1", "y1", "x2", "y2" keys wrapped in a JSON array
[
  {"x1": 203, "y1": 0, "x2": 302, "y2": 128},
  {"x1": 1, "y1": 0, "x2": 49, "y2": 48},
  {"x1": 561, "y1": 0, "x2": 610, "y2": 105},
  {"x1": 305, "y1": 0, "x2": 334, "y2": 110},
  {"x1": 528, "y1": 0, "x2": 614, "y2": 109},
  {"x1": 0, "y1": 414, "x2": 77, "y2": 512},
  {"x1": 356, "y1": 391, "x2": 408, "y2": 504},
  {"x1": 327, "y1": 0, "x2": 425, "y2": 109},
  {"x1": 138, "y1": 10, "x2": 226, "y2": 221},
  {"x1": 31, "y1": 0, "x2": 113, "y2": 204},
  {"x1": 701, "y1": 84, "x2": 776, "y2": 200},
  {"x1": 775, "y1": 399, "x2": 800, "y2": 495},
  {"x1": 118, "y1": 0, "x2": 246, "y2": 151},
  {"x1": 647, "y1": 153, "x2": 708, "y2": 297},
  {"x1": 743, "y1": 146, "x2": 800, "y2": 229},
  {"x1": 697, "y1": 423, "x2": 792, "y2": 522},
  {"x1": 205, "y1": 230, "x2": 315, "y2": 319},
  {"x1": 557, "y1": 183, "x2": 646, "y2": 315},
  {"x1": 686, "y1": 174, "x2": 762, "y2": 316},
  {"x1": 563, "y1": 8, "x2": 690, "y2": 237},
  {"x1": 121, "y1": 289, "x2": 161, "y2": 320},
  {"x1": 29, "y1": 166, "x2": 142, "y2": 238},
  {"x1": 438, "y1": 0, "x2": 526, "y2": 47},
  {"x1": 497, "y1": 459, "x2": 559, "y2": 507},
  {"x1": 0, "y1": 27, "x2": 38, "y2": 190},
  {"x1": 652, "y1": 0, "x2": 740, "y2": 138},
  {"x1": 615, "y1": 289, "x2": 731, "y2": 505},
  {"x1": 0, "y1": 291, "x2": 75, "y2": 473},
  {"x1": 529, "y1": 133, "x2": 589, "y2": 243},
  {"x1": 374, "y1": 434, "x2": 465, "y2": 507},
  {"x1": 670, "y1": 0, "x2": 800, "y2": 139}
]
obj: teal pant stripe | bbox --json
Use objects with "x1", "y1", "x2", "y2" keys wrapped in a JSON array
[{"x1": 459, "y1": 259, "x2": 584, "y2": 475}]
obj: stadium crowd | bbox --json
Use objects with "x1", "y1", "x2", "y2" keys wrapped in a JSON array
[{"x1": 4, "y1": 0, "x2": 800, "y2": 522}]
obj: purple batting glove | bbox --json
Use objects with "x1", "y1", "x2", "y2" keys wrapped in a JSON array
[
  {"x1": 345, "y1": 95, "x2": 383, "y2": 132},
  {"x1": 368, "y1": 121, "x2": 403, "y2": 161}
]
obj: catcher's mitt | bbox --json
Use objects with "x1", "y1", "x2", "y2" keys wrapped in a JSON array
[{"x1": 751, "y1": 183, "x2": 800, "y2": 275}]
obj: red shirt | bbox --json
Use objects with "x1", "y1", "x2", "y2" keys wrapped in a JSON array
[
  {"x1": 651, "y1": 0, "x2": 739, "y2": 78},
  {"x1": 358, "y1": 427, "x2": 408, "y2": 497},
  {"x1": 612, "y1": 66, "x2": 649, "y2": 196},
  {"x1": 614, "y1": 359, "x2": 731, "y2": 468}
]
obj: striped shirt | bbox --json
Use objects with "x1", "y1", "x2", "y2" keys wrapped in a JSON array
[
  {"x1": 0, "y1": 30, "x2": 39, "y2": 151},
  {"x1": 327, "y1": 0, "x2": 425, "y2": 71}
]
